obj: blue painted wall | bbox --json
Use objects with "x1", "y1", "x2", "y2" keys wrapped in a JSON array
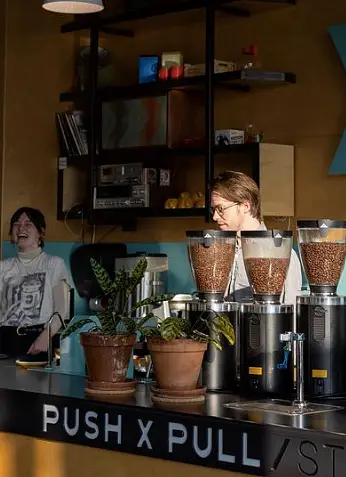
[
  {"x1": 4, "y1": 240, "x2": 346, "y2": 315},
  {"x1": 329, "y1": 24, "x2": 346, "y2": 175},
  {"x1": 2, "y1": 241, "x2": 196, "y2": 315}
]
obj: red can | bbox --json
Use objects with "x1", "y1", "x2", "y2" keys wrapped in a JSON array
[
  {"x1": 171, "y1": 65, "x2": 184, "y2": 79},
  {"x1": 159, "y1": 67, "x2": 169, "y2": 80}
]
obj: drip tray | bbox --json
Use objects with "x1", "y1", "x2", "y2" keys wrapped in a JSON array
[{"x1": 224, "y1": 399, "x2": 343, "y2": 416}]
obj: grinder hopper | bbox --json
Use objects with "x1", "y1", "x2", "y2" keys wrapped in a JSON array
[
  {"x1": 240, "y1": 230, "x2": 293, "y2": 303},
  {"x1": 186, "y1": 230, "x2": 237, "y2": 300},
  {"x1": 297, "y1": 219, "x2": 346, "y2": 295}
]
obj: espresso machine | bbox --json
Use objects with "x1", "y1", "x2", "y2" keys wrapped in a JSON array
[
  {"x1": 296, "y1": 219, "x2": 346, "y2": 398},
  {"x1": 115, "y1": 252, "x2": 168, "y2": 321},
  {"x1": 186, "y1": 230, "x2": 239, "y2": 392},
  {"x1": 239, "y1": 230, "x2": 295, "y2": 397}
]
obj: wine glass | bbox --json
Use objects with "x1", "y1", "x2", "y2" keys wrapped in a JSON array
[{"x1": 133, "y1": 340, "x2": 154, "y2": 384}]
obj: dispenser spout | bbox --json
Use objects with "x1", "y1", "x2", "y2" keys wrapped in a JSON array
[
  {"x1": 279, "y1": 331, "x2": 307, "y2": 410},
  {"x1": 47, "y1": 312, "x2": 66, "y2": 370}
]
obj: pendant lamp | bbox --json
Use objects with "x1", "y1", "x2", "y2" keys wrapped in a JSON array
[{"x1": 42, "y1": 0, "x2": 104, "y2": 14}]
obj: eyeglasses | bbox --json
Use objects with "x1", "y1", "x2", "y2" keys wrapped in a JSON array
[{"x1": 211, "y1": 203, "x2": 238, "y2": 216}]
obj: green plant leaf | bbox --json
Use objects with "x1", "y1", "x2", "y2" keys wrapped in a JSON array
[
  {"x1": 112, "y1": 267, "x2": 127, "y2": 294},
  {"x1": 60, "y1": 318, "x2": 95, "y2": 340},
  {"x1": 192, "y1": 330, "x2": 222, "y2": 350},
  {"x1": 90, "y1": 258, "x2": 114, "y2": 295},
  {"x1": 214, "y1": 314, "x2": 235, "y2": 345},
  {"x1": 97, "y1": 308, "x2": 120, "y2": 337},
  {"x1": 140, "y1": 326, "x2": 161, "y2": 337},
  {"x1": 178, "y1": 318, "x2": 192, "y2": 337},
  {"x1": 117, "y1": 315, "x2": 137, "y2": 334},
  {"x1": 131, "y1": 293, "x2": 174, "y2": 313},
  {"x1": 126, "y1": 258, "x2": 147, "y2": 297},
  {"x1": 135, "y1": 312, "x2": 156, "y2": 331},
  {"x1": 192, "y1": 313, "x2": 210, "y2": 336},
  {"x1": 160, "y1": 317, "x2": 186, "y2": 341}
]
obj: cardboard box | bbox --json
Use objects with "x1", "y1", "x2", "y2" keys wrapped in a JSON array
[
  {"x1": 215, "y1": 129, "x2": 245, "y2": 146},
  {"x1": 184, "y1": 60, "x2": 237, "y2": 77}
]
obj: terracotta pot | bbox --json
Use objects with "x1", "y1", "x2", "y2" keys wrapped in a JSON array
[
  {"x1": 147, "y1": 338, "x2": 207, "y2": 390},
  {"x1": 80, "y1": 332, "x2": 136, "y2": 384}
]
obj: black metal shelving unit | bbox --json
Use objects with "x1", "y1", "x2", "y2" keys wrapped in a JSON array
[
  {"x1": 58, "y1": 0, "x2": 296, "y2": 225},
  {"x1": 60, "y1": 71, "x2": 296, "y2": 102}
]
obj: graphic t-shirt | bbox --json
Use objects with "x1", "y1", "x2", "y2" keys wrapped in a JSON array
[{"x1": 0, "y1": 252, "x2": 70, "y2": 327}]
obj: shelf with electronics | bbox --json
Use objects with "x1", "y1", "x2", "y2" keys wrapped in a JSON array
[
  {"x1": 56, "y1": 0, "x2": 297, "y2": 226},
  {"x1": 59, "y1": 70, "x2": 296, "y2": 102}
]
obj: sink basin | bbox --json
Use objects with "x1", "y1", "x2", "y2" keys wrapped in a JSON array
[
  {"x1": 4, "y1": 363, "x2": 61, "y2": 374},
  {"x1": 26, "y1": 366, "x2": 86, "y2": 377},
  {"x1": 3, "y1": 363, "x2": 85, "y2": 377},
  {"x1": 224, "y1": 399, "x2": 343, "y2": 416},
  {"x1": 26, "y1": 366, "x2": 61, "y2": 374}
]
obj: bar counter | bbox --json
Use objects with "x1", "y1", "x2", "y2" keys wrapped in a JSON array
[{"x1": 0, "y1": 360, "x2": 346, "y2": 477}]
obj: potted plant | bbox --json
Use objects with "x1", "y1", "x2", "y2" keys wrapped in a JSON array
[
  {"x1": 61, "y1": 257, "x2": 173, "y2": 395},
  {"x1": 141, "y1": 312, "x2": 235, "y2": 394}
]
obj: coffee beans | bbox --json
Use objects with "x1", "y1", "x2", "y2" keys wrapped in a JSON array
[
  {"x1": 244, "y1": 258, "x2": 290, "y2": 295},
  {"x1": 190, "y1": 243, "x2": 235, "y2": 293},
  {"x1": 300, "y1": 242, "x2": 346, "y2": 286}
]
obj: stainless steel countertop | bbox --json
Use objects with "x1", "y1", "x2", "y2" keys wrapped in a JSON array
[{"x1": 0, "y1": 359, "x2": 346, "y2": 438}]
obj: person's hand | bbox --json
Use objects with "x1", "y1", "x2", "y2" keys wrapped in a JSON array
[{"x1": 27, "y1": 329, "x2": 49, "y2": 354}]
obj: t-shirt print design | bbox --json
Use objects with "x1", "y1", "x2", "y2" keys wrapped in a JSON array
[{"x1": 4, "y1": 273, "x2": 46, "y2": 326}]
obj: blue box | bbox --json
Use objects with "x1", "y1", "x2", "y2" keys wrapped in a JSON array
[{"x1": 138, "y1": 55, "x2": 159, "y2": 84}]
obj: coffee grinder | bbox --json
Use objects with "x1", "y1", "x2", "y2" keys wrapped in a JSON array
[
  {"x1": 296, "y1": 219, "x2": 346, "y2": 398},
  {"x1": 186, "y1": 230, "x2": 239, "y2": 392},
  {"x1": 239, "y1": 230, "x2": 295, "y2": 397}
]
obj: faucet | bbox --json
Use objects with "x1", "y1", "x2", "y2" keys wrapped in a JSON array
[
  {"x1": 279, "y1": 331, "x2": 306, "y2": 410},
  {"x1": 46, "y1": 312, "x2": 66, "y2": 370}
]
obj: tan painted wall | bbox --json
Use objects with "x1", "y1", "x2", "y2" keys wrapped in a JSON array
[
  {"x1": 1, "y1": 0, "x2": 75, "y2": 243},
  {"x1": 1, "y1": 0, "x2": 346, "y2": 243},
  {"x1": 0, "y1": 433, "x2": 251, "y2": 477},
  {"x1": 0, "y1": 0, "x2": 7, "y2": 254}
]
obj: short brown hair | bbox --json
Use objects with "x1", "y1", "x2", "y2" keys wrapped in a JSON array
[{"x1": 211, "y1": 170, "x2": 262, "y2": 221}]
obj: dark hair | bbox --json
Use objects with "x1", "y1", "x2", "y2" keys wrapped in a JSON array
[{"x1": 9, "y1": 207, "x2": 46, "y2": 247}]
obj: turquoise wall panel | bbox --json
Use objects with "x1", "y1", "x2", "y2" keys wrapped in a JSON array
[
  {"x1": 2, "y1": 241, "x2": 195, "y2": 315},
  {"x1": 329, "y1": 24, "x2": 346, "y2": 175},
  {"x1": 5, "y1": 240, "x2": 345, "y2": 308}
]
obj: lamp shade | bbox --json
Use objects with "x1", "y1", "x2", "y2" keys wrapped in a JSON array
[{"x1": 42, "y1": 0, "x2": 104, "y2": 14}]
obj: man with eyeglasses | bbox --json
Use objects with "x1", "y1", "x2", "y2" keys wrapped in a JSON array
[{"x1": 211, "y1": 170, "x2": 302, "y2": 304}]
